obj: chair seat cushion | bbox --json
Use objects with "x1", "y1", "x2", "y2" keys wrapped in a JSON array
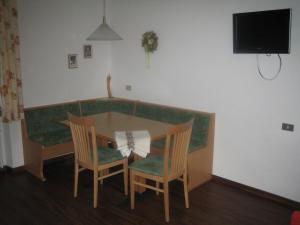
[
  {"x1": 97, "y1": 147, "x2": 124, "y2": 165},
  {"x1": 129, "y1": 155, "x2": 171, "y2": 177},
  {"x1": 30, "y1": 129, "x2": 72, "y2": 147}
]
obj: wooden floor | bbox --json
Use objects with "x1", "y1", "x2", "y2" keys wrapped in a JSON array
[{"x1": 0, "y1": 158, "x2": 294, "y2": 225}]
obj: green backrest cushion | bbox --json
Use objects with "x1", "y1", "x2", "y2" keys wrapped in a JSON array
[
  {"x1": 81, "y1": 99, "x2": 135, "y2": 116},
  {"x1": 136, "y1": 103, "x2": 210, "y2": 151},
  {"x1": 24, "y1": 102, "x2": 80, "y2": 137},
  {"x1": 24, "y1": 99, "x2": 210, "y2": 150}
]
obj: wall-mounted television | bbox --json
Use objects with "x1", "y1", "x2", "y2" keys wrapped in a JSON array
[{"x1": 233, "y1": 9, "x2": 291, "y2": 54}]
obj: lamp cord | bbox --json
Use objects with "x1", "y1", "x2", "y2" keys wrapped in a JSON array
[
  {"x1": 256, "y1": 54, "x2": 282, "y2": 81},
  {"x1": 103, "y1": 0, "x2": 106, "y2": 18}
]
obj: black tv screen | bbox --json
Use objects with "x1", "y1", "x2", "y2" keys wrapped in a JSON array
[{"x1": 233, "y1": 9, "x2": 291, "y2": 54}]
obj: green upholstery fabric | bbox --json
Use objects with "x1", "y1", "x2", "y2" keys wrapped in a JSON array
[
  {"x1": 136, "y1": 104, "x2": 192, "y2": 124},
  {"x1": 151, "y1": 139, "x2": 165, "y2": 150},
  {"x1": 24, "y1": 98, "x2": 211, "y2": 153},
  {"x1": 24, "y1": 102, "x2": 80, "y2": 137},
  {"x1": 30, "y1": 128, "x2": 72, "y2": 147},
  {"x1": 81, "y1": 98, "x2": 135, "y2": 116},
  {"x1": 151, "y1": 138, "x2": 206, "y2": 153},
  {"x1": 97, "y1": 147, "x2": 124, "y2": 165},
  {"x1": 135, "y1": 103, "x2": 210, "y2": 152},
  {"x1": 24, "y1": 102, "x2": 80, "y2": 147},
  {"x1": 129, "y1": 155, "x2": 171, "y2": 177}
]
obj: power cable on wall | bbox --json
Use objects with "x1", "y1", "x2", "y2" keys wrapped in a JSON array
[{"x1": 256, "y1": 54, "x2": 282, "y2": 81}]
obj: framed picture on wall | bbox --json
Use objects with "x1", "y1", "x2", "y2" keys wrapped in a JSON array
[
  {"x1": 83, "y1": 45, "x2": 92, "y2": 58},
  {"x1": 68, "y1": 54, "x2": 78, "y2": 69}
]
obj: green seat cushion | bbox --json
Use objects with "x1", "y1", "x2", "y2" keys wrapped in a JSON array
[
  {"x1": 97, "y1": 147, "x2": 124, "y2": 165},
  {"x1": 129, "y1": 155, "x2": 171, "y2": 177},
  {"x1": 30, "y1": 128, "x2": 72, "y2": 147}
]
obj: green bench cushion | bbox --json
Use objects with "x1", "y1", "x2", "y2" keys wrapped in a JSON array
[
  {"x1": 151, "y1": 137, "x2": 207, "y2": 153},
  {"x1": 81, "y1": 99, "x2": 135, "y2": 116},
  {"x1": 136, "y1": 103, "x2": 210, "y2": 151},
  {"x1": 129, "y1": 155, "x2": 171, "y2": 177},
  {"x1": 30, "y1": 128, "x2": 72, "y2": 147},
  {"x1": 135, "y1": 104, "x2": 192, "y2": 123}
]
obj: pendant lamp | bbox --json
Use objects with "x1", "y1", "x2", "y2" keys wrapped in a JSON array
[{"x1": 87, "y1": 0, "x2": 122, "y2": 41}]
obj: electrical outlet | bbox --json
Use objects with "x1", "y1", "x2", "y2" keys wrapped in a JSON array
[
  {"x1": 282, "y1": 123, "x2": 294, "y2": 132},
  {"x1": 125, "y1": 85, "x2": 132, "y2": 91}
]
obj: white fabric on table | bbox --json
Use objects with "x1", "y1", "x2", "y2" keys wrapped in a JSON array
[{"x1": 114, "y1": 130, "x2": 150, "y2": 158}]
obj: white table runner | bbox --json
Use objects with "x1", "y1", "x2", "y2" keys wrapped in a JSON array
[{"x1": 115, "y1": 130, "x2": 150, "y2": 158}]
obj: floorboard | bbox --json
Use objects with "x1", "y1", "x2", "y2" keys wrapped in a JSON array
[{"x1": 0, "y1": 159, "x2": 294, "y2": 225}]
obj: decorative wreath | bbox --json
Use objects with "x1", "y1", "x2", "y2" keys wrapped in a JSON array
[{"x1": 142, "y1": 31, "x2": 158, "y2": 53}]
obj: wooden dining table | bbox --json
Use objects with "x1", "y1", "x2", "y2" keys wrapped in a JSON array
[{"x1": 86, "y1": 111, "x2": 173, "y2": 144}]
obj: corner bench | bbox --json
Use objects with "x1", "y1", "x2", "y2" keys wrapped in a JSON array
[
  {"x1": 22, "y1": 98, "x2": 214, "y2": 190},
  {"x1": 22, "y1": 101, "x2": 81, "y2": 181}
]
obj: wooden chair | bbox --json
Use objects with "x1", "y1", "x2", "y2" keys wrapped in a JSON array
[
  {"x1": 68, "y1": 114, "x2": 128, "y2": 208},
  {"x1": 129, "y1": 119, "x2": 194, "y2": 222}
]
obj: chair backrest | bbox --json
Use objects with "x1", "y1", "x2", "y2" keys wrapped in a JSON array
[
  {"x1": 164, "y1": 119, "x2": 194, "y2": 179},
  {"x1": 68, "y1": 114, "x2": 98, "y2": 168}
]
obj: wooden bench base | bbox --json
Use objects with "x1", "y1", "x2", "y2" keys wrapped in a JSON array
[
  {"x1": 187, "y1": 146, "x2": 213, "y2": 191},
  {"x1": 21, "y1": 120, "x2": 74, "y2": 181}
]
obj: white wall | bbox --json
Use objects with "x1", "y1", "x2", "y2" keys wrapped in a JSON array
[
  {"x1": 111, "y1": 0, "x2": 300, "y2": 202},
  {"x1": 18, "y1": 0, "x2": 114, "y2": 107}
]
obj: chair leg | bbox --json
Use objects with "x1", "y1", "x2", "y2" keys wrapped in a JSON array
[
  {"x1": 156, "y1": 182, "x2": 160, "y2": 195},
  {"x1": 130, "y1": 170, "x2": 135, "y2": 209},
  {"x1": 124, "y1": 159, "x2": 128, "y2": 196},
  {"x1": 93, "y1": 170, "x2": 99, "y2": 208},
  {"x1": 183, "y1": 171, "x2": 189, "y2": 208},
  {"x1": 74, "y1": 163, "x2": 79, "y2": 198},
  {"x1": 163, "y1": 182, "x2": 170, "y2": 222}
]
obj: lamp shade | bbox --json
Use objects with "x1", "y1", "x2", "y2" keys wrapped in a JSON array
[
  {"x1": 87, "y1": 17, "x2": 122, "y2": 41},
  {"x1": 86, "y1": 0, "x2": 122, "y2": 41}
]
